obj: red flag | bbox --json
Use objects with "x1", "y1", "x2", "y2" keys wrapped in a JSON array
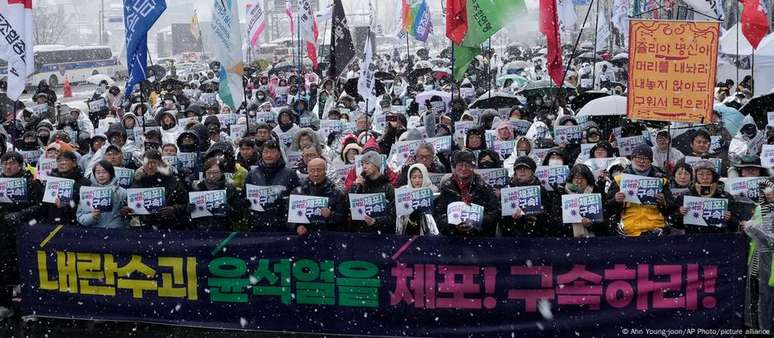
[
  {"x1": 740, "y1": 0, "x2": 769, "y2": 49},
  {"x1": 540, "y1": 0, "x2": 564, "y2": 86},
  {"x1": 446, "y1": 0, "x2": 468, "y2": 44}
]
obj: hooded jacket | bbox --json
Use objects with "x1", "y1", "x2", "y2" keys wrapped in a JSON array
[
  {"x1": 607, "y1": 165, "x2": 672, "y2": 236},
  {"x1": 189, "y1": 177, "x2": 245, "y2": 231},
  {"x1": 729, "y1": 115, "x2": 765, "y2": 161},
  {"x1": 398, "y1": 163, "x2": 439, "y2": 235},
  {"x1": 76, "y1": 175, "x2": 128, "y2": 229},
  {"x1": 349, "y1": 173, "x2": 396, "y2": 234},
  {"x1": 156, "y1": 110, "x2": 180, "y2": 145}
]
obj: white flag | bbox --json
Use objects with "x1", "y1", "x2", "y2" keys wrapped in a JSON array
[
  {"x1": 683, "y1": 0, "x2": 724, "y2": 20},
  {"x1": 612, "y1": 0, "x2": 629, "y2": 46},
  {"x1": 316, "y1": 3, "x2": 333, "y2": 22},
  {"x1": 211, "y1": 0, "x2": 245, "y2": 110},
  {"x1": 298, "y1": 0, "x2": 319, "y2": 70},
  {"x1": 357, "y1": 2, "x2": 377, "y2": 113},
  {"x1": 0, "y1": 0, "x2": 34, "y2": 100},
  {"x1": 246, "y1": 0, "x2": 267, "y2": 49},
  {"x1": 557, "y1": 0, "x2": 578, "y2": 32},
  {"x1": 595, "y1": 7, "x2": 610, "y2": 51}
]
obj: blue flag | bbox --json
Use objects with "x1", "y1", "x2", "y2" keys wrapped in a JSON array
[{"x1": 123, "y1": 0, "x2": 167, "y2": 96}]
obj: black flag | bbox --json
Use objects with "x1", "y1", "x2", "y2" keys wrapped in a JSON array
[{"x1": 328, "y1": 0, "x2": 355, "y2": 79}]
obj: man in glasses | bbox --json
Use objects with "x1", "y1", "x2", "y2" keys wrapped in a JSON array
[{"x1": 607, "y1": 144, "x2": 672, "y2": 236}]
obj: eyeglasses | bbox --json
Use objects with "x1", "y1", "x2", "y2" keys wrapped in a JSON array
[
  {"x1": 205, "y1": 170, "x2": 223, "y2": 176},
  {"x1": 633, "y1": 156, "x2": 651, "y2": 162}
]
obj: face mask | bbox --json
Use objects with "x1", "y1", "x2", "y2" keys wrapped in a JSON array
[{"x1": 548, "y1": 159, "x2": 563, "y2": 166}]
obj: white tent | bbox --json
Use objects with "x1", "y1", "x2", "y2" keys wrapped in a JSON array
[{"x1": 719, "y1": 24, "x2": 753, "y2": 56}]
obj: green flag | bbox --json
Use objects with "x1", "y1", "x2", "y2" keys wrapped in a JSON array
[{"x1": 452, "y1": 0, "x2": 526, "y2": 81}]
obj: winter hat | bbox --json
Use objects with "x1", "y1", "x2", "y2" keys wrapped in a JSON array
[
  {"x1": 360, "y1": 151, "x2": 383, "y2": 173},
  {"x1": 734, "y1": 155, "x2": 764, "y2": 169},
  {"x1": 398, "y1": 128, "x2": 423, "y2": 142},
  {"x1": 451, "y1": 150, "x2": 476, "y2": 166},
  {"x1": 693, "y1": 160, "x2": 719, "y2": 181},
  {"x1": 513, "y1": 156, "x2": 537, "y2": 171},
  {"x1": 362, "y1": 137, "x2": 380, "y2": 153},
  {"x1": 631, "y1": 143, "x2": 653, "y2": 161}
]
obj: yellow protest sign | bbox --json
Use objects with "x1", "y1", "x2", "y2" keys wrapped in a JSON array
[{"x1": 627, "y1": 20, "x2": 719, "y2": 123}]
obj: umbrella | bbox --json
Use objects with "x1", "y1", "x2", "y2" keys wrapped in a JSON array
[
  {"x1": 518, "y1": 79, "x2": 576, "y2": 97},
  {"x1": 146, "y1": 65, "x2": 166, "y2": 81},
  {"x1": 407, "y1": 66, "x2": 433, "y2": 80},
  {"x1": 714, "y1": 104, "x2": 746, "y2": 136},
  {"x1": 415, "y1": 90, "x2": 451, "y2": 106},
  {"x1": 87, "y1": 74, "x2": 115, "y2": 86},
  {"x1": 570, "y1": 90, "x2": 609, "y2": 111},
  {"x1": 374, "y1": 71, "x2": 395, "y2": 80},
  {"x1": 269, "y1": 61, "x2": 294, "y2": 75},
  {"x1": 160, "y1": 77, "x2": 185, "y2": 90},
  {"x1": 414, "y1": 60, "x2": 433, "y2": 69},
  {"x1": 580, "y1": 41, "x2": 594, "y2": 50},
  {"x1": 741, "y1": 92, "x2": 774, "y2": 129},
  {"x1": 429, "y1": 58, "x2": 450, "y2": 67},
  {"x1": 469, "y1": 91, "x2": 522, "y2": 109},
  {"x1": 577, "y1": 52, "x2": 600, "y2": 61},
  {"x1": 537, "y1": 48, "x2": 548, "y2": 55},
  {"x1": 612, "y1": 53, "x2": 628, "y2": 61},
  {"x1": 496, "y1": 74, "x2": 529, "y2": 88},
  {"x1": 503, "y1": 60, "x2": 531, "y2": 72},
  {"x1": 576, "y1": 95, "x2": 627, "y2": 116}
]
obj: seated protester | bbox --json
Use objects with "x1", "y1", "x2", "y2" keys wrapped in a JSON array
[
  {"x1": 254, "y1": 122, "x2": 273, "y2": 148},
  {"x1": 397, "y1": 142, "x2": 448, "y2": 186},
  {"x1": 103, "y1": 145, "x2": 138, "y2": 171},
  {"x1": 203, "y1": 115, "x2": 230, "y2": 147},
  {"x1": 143, "y1": 129, "x2": 163, "y2": 152},
  {"x1": 156, "y1": 110, "x2": 180, "y2": 145},
  {"x1": 0, "y1": 152, "x2": 43, "y2": 298},
  {"x1": 676, "y1": 128, "x2": 730, "y2": 177},
  {"x1": 433, "y1": 150, "x2": 499, "y2": 237},
  {"x1": 563, "y1": 164, "x2": 609, "y2": 237},
  {"x1": 86, "y1": 123, "x2": 141, "y2": 174},
  {"x1": 607, "y1": 144, "x2": 672, "y2": 236},
  {"x1": 554, "y1": 115, "x2": 581, "y2": 161},
  {"x1": 204, "y1": 142, "x2": 248, "y2": 189},
  {"x1": 43, "y1": 151, "x2": 91, "y2": 226},
  {"x1": 122, "y1": 113, "x2": 141, "y2": 140},
  {"x1": 665, "y1": 163, "x2": 694, "y2": 235},
  {"x1": 246, "y1": 139, "x2": 300, "y2": 232},
  {"x1": 80, "y1": 135, "x2": 107, "y2": 171},
  {"x1": 500, "y1": 156, "x2": 553, "y2": 237},
  {"x1": 237, "y1": 138, "x2": 260, "y2": 170},
  {"x1": 272, "y1": 108, "x2": 301, "y2": 149},
  {"x1": 162, "y1": 143, "x2": 178, "y2": 157},
  {"x1": 296, "y1": 144, "x2": 341, "y2": 188},
  {"x1": 542, "y1": 147, "x2": 568, "y2": 168},
  {"x1": 397, "y1": 163, "x2": 439, "y2": 235},
  {"x1": 674, "y1": 160, "x2": 739, "y2": 234},
  {"x1": 730, "y1": 155, "x2": 769, "y2": 178},
  {"x1": 377, "y1": 112, "x2": 407, "y2": 154},
  {"x1": 503, "y1": 136, "x2": 535, "y2": 172},
  {"x1": 127, "y1": 149, "x2": 188, "y2": 230},
  {"x1": 462, "y1": 127, "x2": 487, "y2": 154},
  {"x1": 344, "y1": 138, "x2": 399, "y2": 192},
  {"x1": 334, "y1": 141, "x2": 361, "y2": 167},
  {"x1": 76, "y1": 160, "x2": 128, "y2": 229},
  {"x1": 477, "y1": 149, "x2": 502, "y2": 169},
  {"x1": 189, "y1": 158, "x2": 244, "y2": 231},
  {"x1": 729, "y1": 116, "x2": 765, "y2": 162},
  {"x1": 584, "y1": 122, "x2": 603, "y2": 144},
  {"x1": 292, "y1": 158, "x2": 348, "y2": 235},
  {"x1": 495, "y1": 121, "x2": 514, "y2": 141},
  {"x1": 175, "y1": 130, "x2": 203, "y2": 189},
  {"x1": 349, "y1": 151, "x2": 396, "y2": 234},
  {"x1": 293, "y1": 98, "x2": 320, "y2": 131},
  {"x1": 652, "y1": 129, "x2": 684, "y2": 173},
  {"x1": 291, "y1": 127, "x2": 335, "y2": 160}
]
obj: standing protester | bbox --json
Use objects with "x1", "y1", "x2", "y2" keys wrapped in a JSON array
[
  {"x1": 349, "y1": 151, "x2": 396, "y2": 234},
  {"x1": 126, "y1": 150, "x2": 188, "y2": 230},
  {"x1": 291, "y1": 158, "x2": 348, "y2": 234},
  {"x1": 246, "y1": 139, "x2": 300, "y2": 232}
]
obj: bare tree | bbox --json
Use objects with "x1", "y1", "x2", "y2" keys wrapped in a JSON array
[{"x1": 33, "y1": 5, "x2": 72, "y2": 45}]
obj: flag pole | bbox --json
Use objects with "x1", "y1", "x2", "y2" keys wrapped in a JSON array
[
  {"x1": 406, "y1": 34, "x2": 412, "y2": 69},
  {"x1": 487, "y1": 37, "x2": 492, "y2": 98},
  {"x1": 736, "y1": 1, "x2": 740, "y2": 88},
  {"x1": 561, "y1": 0, "x2": 595, "y2": 85},
  {"x1": 592, "y1": 0, "x2": 600, "y2": 90},
  {"x1": 752, "y1": 51, "x2": 755, "y2": 95}
]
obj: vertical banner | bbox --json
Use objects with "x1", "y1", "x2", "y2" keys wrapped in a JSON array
[
  {"x1": 246, "y1": 0, "x2": 266, "y2": 49},
  {"x1": 123, "y1": 0, "x2": 168, "y2": 95},
  {"x1": 0, "y1": 0, "x2": 35, "y2": 100},
  {"x1": 627, "y1": 20, "x2": 719, "y2": 122},
  {"x1": 211, "y1": 0, "x2": 245, "y2": 109}
]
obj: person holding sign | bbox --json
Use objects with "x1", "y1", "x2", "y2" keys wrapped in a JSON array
[
  {"x1": 562, "y1": 164, "x2": 610, "y2": 237},
  {"x1": 607, "y1": 144, "x2": 672, "y2": 236},
  {"x1": 291, "y1": 158, "x2": 348, "y2": 235},
  {"x1": 76, "y1": 161, "x2": 128, "y2": 229},
  {"x1": 126, "y1": 150, "x2": 189, "y2": 230},
  {"x1": 188, "y1": 158, "x2": 244, "y2": 231},
  {"x1": 397, "y1": 163, "x2": 439, "y2": 236},
  {"x1": 350, "y1": 152, "x2": 396, "y2": 234},
  {"x1": 246, "y1": 140, "x2": 300, "y2": 232},
  {"x1": 499, "y1": 156, "x2": 553, "y2": 237},
  {"x1": 434, "y1": 150, "x2": 498, "y2": 237},
  {"x1": 0, "y1": 152, "x2": 43, "y2": 300},
  {"x1": 674, "y1": 160, "x2": 738, "y2": 234},
  {"x1": 396, "y1": 143, "x2": 448, "y2": 186},
  {"x1": 676, "y1": 129, "x2": 730, "y2": 177},
  {"x1": 42, "y1": 151, "x2": 91, "y2": 226}
]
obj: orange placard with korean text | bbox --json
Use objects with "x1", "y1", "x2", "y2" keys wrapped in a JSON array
[{"x1": 627, "y1": 20, "x2": 719, "y2": 123}]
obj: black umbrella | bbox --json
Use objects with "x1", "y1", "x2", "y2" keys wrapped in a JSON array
[
  {"x1": 518, "y1": 79, "x2": 576, "y2": 97},
  {"x1": 406, "y1": 66, "x2": 432, "y2": 80},
  {"x1": 469, "y1": 91, "x2": 522, "y2": 109},
  {"x1": 146, "y1": 65, "x2": 166, "y2": 81},
  {"x1": 343, "y1": 77, "x2": 386, "y2": 100},
  {"x1": 374, "y1": 71, "x2": 395, "y2": 81},
  {"x1": 570, "y1": 90, "x2": 609, "y2": 111},
  {"x1": 160, "y1": 77, "x2": 185, "y2": 90},
  {"x1": 741, "y1": 92, "x2": 774, "y2": 126}
]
